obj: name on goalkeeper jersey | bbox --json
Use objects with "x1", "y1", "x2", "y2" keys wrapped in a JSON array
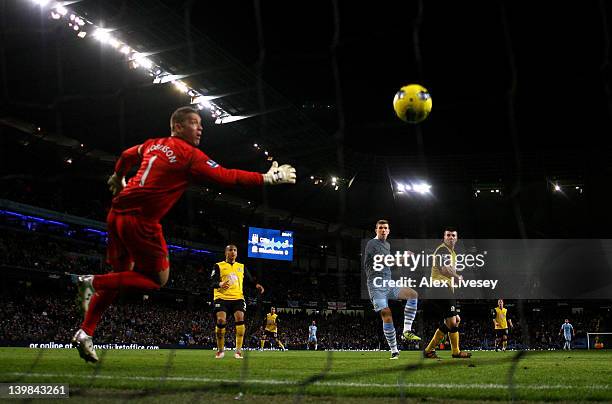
[
  {"x1": 372, "y1": 276, "x2": 498, "y2": 290},
  {"x1": 147, "y1": 144, "x2": 177, "y2": 163}
]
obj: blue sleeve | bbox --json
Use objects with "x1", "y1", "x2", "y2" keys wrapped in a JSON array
[{"x1": 364, "y1": 240, "x2": 376, "y2": 270}]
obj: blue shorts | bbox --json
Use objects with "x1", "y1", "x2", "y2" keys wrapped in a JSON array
[
  {"x1": 368, "y1": 285, "x2": 401, "y2": 312},
  {"x1": 564, "y1": 334, "x2": 572, "y2": 341},
  {"x1": 308, "y1": 336, "x2": 317, "y2": 342}
]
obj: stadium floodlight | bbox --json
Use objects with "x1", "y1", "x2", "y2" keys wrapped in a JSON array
[
  {"x1": 396, "y1": 181, "x2": 432, "y2": 195},
  {"x1": 473, "y1": 182, "x2": 503, "y2": 197},
  {"x1": 172, "y1": 80, "x2": 189, "y2": 93},
  {"x1": 54, "y1": 4, "x2": 68, "y2": 16},
  {"x1": 413, "y1": 182, "x2": 431, "y2": 194},
  {"x1": 92, "y1": 28, "x2": 111, "y2": 43},
  {"x1": 191, "y1": 95, "x2": 221, "y2": 105},
  {"x1": 199, "y1": 100, "x2": 211, "y2": 109},
  {"x1": 132, "y1": 53, "x2": 153, "y2": 69},
  {"x1": 549, "y1": 178, "x2": 583, "y2": 195},
  {"x1": 214, "y1": 115, "x2": 251, "y2": 125},
  {"x1": 35, "y1": 1, "x2": 236, "y2": 123},
  {"x1": 108, "y1": 37, "x2": 121, "y2": 49},
  {"x1": 154, "y1": 73, "x2": 185, "y2": 84},
  {"x1": 33, "y1": 0, "x2": 51, "y2": 7}
]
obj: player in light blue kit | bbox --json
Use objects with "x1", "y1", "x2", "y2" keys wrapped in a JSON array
[
  {"x1": 559, "y1": 319, "x2": 575, "y2": 350},
  {"x1": 307, "y1": 321, "x2": 318, "y2": 350},
  {"x1": 363, "y1": 219, "x2": 420, "y2": 360}
]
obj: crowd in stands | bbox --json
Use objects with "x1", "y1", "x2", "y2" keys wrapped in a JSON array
[
  {"x1": 0, "y1": 225, "x2": 217, "y2": 293},
  {"x1": 1, "y1": 279, "x2": 609, "y2": 351},
  {"x1": 1, "y1": 194, "x2": 610, "y2": 351}
]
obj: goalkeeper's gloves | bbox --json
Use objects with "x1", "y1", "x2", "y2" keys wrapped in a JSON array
[
  {"x1": 107, "y1": 173, "x2": 126, "y2": 195},
  {"x1": 263, "y1": 161, "x2": 297, "y2": 185}
]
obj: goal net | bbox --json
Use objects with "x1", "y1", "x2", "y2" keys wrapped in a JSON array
[{"x1": 586, "y1": 333, "x2": 612, "y2": 350}]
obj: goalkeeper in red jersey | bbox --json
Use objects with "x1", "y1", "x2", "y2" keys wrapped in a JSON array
[{"x1": 70, "y1": 106, "x2": 296, "y2": 362}]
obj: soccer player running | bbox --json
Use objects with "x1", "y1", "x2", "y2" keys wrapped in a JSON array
[
  {"x1": 363, "y1": 219, "x2": 420, "y2": 360},
  {"x1": 70, "y1": 106, "x2": 296, "y2": 362},
  {"x1": 212, "y1": 244, "x2": 264, "y2": 359},
  {"x1": 307, "y1": 320, "x2": 318, "y2": 350},
  {"x1": 261, "y1": 307, "x2": 286, "y2": 351},
  {"x1": 258, "y1": 326, "x2": 267, "y2": 351},
  {"x1": 423, "y1": 227, "x2": 472, "y2": 359},
  {"x1": 493, "y1": 299, "x2": 513, "y2": 351},
  {"x1": 559, "y1": 319, "x2": 575, "y2": 350}
]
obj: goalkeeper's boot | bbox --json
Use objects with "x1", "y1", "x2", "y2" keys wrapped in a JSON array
[
  {"x1": 215, "y1": 350, "x2": 225, "y2": 359},
  {"x1": 71, "y1": 274, "x2": 95, "y2": 314},
  {"x1": 71, "y1": 329, "x2": 98, "y2": 363},
  {"x1": 390, "y1": 351, "x2": 400, "y2": 360},
  {"x1": 452, "y1": 351, "x2": 472, "y2": 359},
  {"x1": 423, "y1": 350, "x2": 439, "y2": 359},
  {"x1": 401, "y1": 330, "x2": 422, "y2": 341},
  {"x1": 234, "y1": 350, "x2": 244, "y2": 359}
]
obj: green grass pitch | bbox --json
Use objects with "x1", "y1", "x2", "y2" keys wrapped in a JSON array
[{"x1": 0, "y1": 348, "x2": 610, "y2": 402}]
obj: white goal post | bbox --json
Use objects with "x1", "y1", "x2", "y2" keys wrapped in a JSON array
[{"x1": 586, "y1": 332, "x2": 612, "y2": 349}]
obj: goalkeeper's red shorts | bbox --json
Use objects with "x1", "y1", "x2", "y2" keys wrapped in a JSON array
[{"x1": 106, "y1": 209, "x2": 169, "y2": 273}]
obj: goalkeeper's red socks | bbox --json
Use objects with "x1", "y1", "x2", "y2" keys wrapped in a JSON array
[
  {"x1": 81, "y1": 290, "x2": 118, "y2": 336},
  {"x1": 92, "y1": 271, "x2": 161, "y2": 291},
  {"x1": 81, "y1": 272, "x2": 161, "y2": 336}
]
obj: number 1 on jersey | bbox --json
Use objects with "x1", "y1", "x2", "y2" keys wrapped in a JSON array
[{"x1": 139, "y1": 155, "x2": 158, "y2": 187}]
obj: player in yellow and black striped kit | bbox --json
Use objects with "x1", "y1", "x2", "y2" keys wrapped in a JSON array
[
  {"x1": 493, "y1": 299, "x2": 513, "y2": 351},
  {"x1": 211, "y1": 244, "x2": 264, "y2": 359},
  {"x1": 423, "y1": 227, "x2": 472, "y2": 359},
  {"x1": 260, "y1": 307, "x2": 286, "y2": 351}
]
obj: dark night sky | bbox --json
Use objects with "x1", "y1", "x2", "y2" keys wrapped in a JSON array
[{"x1": 191, "y1": 1, "x2": 612, "y2": 155}]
